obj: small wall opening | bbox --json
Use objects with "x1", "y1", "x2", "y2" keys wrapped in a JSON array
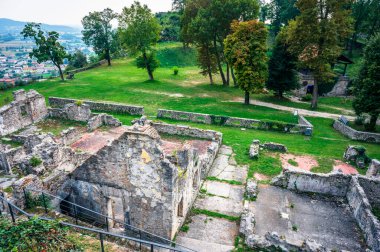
[
  {"x1": 177, "y1": 197, "x2": 184, "y2": 217},
  {"x1": 193, "y1": 169, "x2": 199, "y2": 190}
]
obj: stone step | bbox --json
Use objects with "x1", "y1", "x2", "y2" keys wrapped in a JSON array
[{"x1": 175, "y1": 236, "x2": 234, "y2": 252}]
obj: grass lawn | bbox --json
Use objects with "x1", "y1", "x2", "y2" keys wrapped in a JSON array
[{"x1": 1, "y1": 42, "x2": 378, "y2": 178}]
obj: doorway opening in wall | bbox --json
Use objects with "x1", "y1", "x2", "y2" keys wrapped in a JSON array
[
  {"x1": 193, "y1": 169, "x2": 199, "y2": 190},
  {"x1": 177, "y1": 197, "x2": 184, "y2": 217}
]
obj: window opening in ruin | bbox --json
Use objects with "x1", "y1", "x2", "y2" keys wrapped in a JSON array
[
  {"x1": 177, "y1": 197, "x2": 184, "y2": 217},
  {"x1": 20, "y1": 105, "x2": 27, "y2": 116},
  {"x1": 193, "y1": 169, "x2": 199, "y2": 190}
]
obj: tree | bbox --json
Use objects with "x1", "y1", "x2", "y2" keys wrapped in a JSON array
[
  {"x1": 69, "y1": 50, "x2": 87, "y2": 69},
  {"x1": 352, "y1": 33, "x2": 380, "y2": 131},
  {"x1": 268, "y1": 0, "x2": 299, "y2": 36},
  {"x1": 267, "y1": 28, "x2": 299, "y2": 97},
  {"x1": 224, "y1": 20, "x2": 268, "y2": 105},
  {"x1": 197, "y1": 43, "x2": 218, "y2": 84},
  {"x1": 21, "y1": 23, "x2": 68, "y2": 81},
  {"x1": 183, "y1": 0, "x2": 260, "y2": 86},
  {"x1": 286, "y1": 0, "x2": 353, "y2": 109},
  {"x1": 119, "y1": 1, "x2": 161, "y2": 80},
  {"x1": 82, "y1": 8, "x2": 117, "y2": 66}
]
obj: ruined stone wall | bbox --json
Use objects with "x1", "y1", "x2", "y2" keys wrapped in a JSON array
[
  {"x1": 357, "y1": 176, "x2": 380, "y2": 208},
  {"x1": 152, "y1": 122, "x2": 222, "y2": 143},
  {"x1": 87, "y1": 113, "x2": 122, "y2": 132},
  {"x1": 0, "y1": 90, "x2": 48, "y2": 136},
  {"x1": 298, "y1": 115, "x2": 313, "y2": 135},
  {"x1": 49, "y1": 97, "x2": 144, "y2": 115},
  {"x1": 272, "y1": 168, "x2": 351, "y2": 197},
  {"x1": 66, "y1": 130, "x2": 176, "y2": 238},
  {"x1": 346, "y1": 177, "x2": 380, "y2": 251},
  {"x1": 327, "y1": 76, "x2": 350, "y2": 96},
  {"x1": 157, "y1": 109, "x2": 312, "y2": 135},
  {"x1": 333, "y1": 120, "x2": 380, "y2": 143}
]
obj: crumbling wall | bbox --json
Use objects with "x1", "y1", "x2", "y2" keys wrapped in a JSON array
[
  {"x1": 333, "y1": 120, "x2": 380, "y2": 143},
  {"x1": 357, "y1": 176, "x2": 380, "y2": 208},
  {"x1": 272, "y1": 167, "x2": 351, "y2": 197},
  {"x1": 66, "y1": 129, "x2": 176, "y2": 238},
  {"x1": 346, "y1": 177, "x2": 380, "y2": 251},
  {"x1": 49, "y1": 97, "x2": 144, "y2": 115},
  {"x1": 87, "y1": 113, "x2": 122, "y2": 131},
  {"x1": 0, "y1": 89, "x2": 47, "y2": 136},
  {"x1": 157, "y1": 109, "x2": 313, "y2": 135}
]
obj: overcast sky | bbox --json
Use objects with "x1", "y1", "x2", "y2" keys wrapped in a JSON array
[{"x1": 0, "y1": 0, "x2": 173, "y2": 27}]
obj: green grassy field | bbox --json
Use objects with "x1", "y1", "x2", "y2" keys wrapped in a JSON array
[{"x1": 0, "y1": 42, "x2": 378, "y2": 178}]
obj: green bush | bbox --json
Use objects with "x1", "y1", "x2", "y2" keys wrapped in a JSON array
[
  {"x1": 301, "y1": 94, "x2": 312, "y2": 101},
  {"x1": 75, "y1": 100, "x2": 84, "y2": 106},
  {"x1": 173, "y1": 66, "x2": 179, "y2": 75},
  {"x1": 29, "y1": 156, "x2": 42, "y2": 167},
  {"x1": 0, "y1": 216, "x2": 80, "y2": 251},
  {"x1": 354, "y1": 116, "x2": 365, "y2": 126},
  {"x1": 25, "y1": 191, "x2": 52, "y2": 210}
]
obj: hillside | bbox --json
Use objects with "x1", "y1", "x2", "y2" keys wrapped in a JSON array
[{"x1": 0, "y1": 18, "x2": 79, "y2": 33}]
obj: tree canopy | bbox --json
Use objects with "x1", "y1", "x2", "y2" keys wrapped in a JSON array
[
  {"x1": 224, "y1": 20, "x2": 268, "y2": 105},
  {"x1": 119, "y1": 1, "x2": 161, "y2": 80},
  {"x1": 285, "y1": 0, "x2": 353, "y2": 109},
  {"x1": 267, "y1": 28, "x2": 299, "y2": 97},
  {"x1": 21, "y1": 23, "x2": 68, "y2": 81},
  {"x1": 352, "y1": 33, "x2": 380, "y2": 131},
  {"x1": 82, "y1": 8, "x2": 118, "y2": 66}
]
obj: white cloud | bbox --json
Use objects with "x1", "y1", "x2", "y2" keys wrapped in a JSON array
[{"x1": 0, "y1": 0, "x2": 173, "y2": 26}]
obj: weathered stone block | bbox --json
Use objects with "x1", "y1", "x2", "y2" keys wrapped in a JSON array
[
  {"x1": 261, "y1": 142, "x2": 287, "y2": 152},
  {"x1": 246, "y1": 179, "x2": 258, "y2": 200},
  {"x1": 63, "y1": 103, "x2": 91, "y2": 122},
  {"x1": 249, "y1": 140, "x2": 260, "y2": 159},
  {"x1": 366, "y1": 159, "x2": 380, "y2": 178}
]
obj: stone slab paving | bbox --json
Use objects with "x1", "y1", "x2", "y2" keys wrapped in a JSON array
[
  {"x1": 250, "y1": 184, "x2": 366, "y2": 251},
  {"x1": 176, "y1": 145, "x2": 247, "y2": 252}
]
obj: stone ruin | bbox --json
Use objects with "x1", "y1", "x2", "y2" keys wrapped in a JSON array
[
  {"x1": 0, "y1": 89, "x2": 48, "y2": 136},
  {"x1": 0, "y1": 90, "x2": 222, "y2": 240}
]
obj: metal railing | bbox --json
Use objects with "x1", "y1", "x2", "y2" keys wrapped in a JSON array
[{"x1": 0, "y1": 192, "x2": 194, "y2": 252}]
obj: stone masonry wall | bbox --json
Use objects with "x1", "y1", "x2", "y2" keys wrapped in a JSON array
[
  {"x1": 49, "y1": 97, "x2": 144, "y2": 115},
  {"x1": 157, "y1": 109, "x2": 313, "y2": 135},
  {"x1": 0, "y1": 89, "x2": 48, "y2": 136},
  {"x1": 272, "y1": 167, "x2": 351, "y2": 197},
  {"x1": 346, "y1": 177, "x2": 380, "y2": 251},
  {"x1": 333, "y1": 120, "x2": 380, "y2": 143},
  {"x1": 357, "y1": 176, "x2": 380, "y2": 208}
]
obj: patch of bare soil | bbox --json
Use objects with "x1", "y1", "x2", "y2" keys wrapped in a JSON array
[
  {"x1": 333, "y1": 160, "x2": 358, "y2": 175},
  {"x1": 280, "y1": 153, "x2": 318, "y2": 172}
]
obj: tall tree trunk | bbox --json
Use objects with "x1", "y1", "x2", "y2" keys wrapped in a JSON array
[
  {"x1": 231, "y1": 67, "x2": 237, "y2": 87},
  {"x1": 367, "y1": 114, "x2": 379, "y2": 132},
  {"x1": 57, "y1": 65, "x2": 64, "y2": 81},
  {"x1": 311, "y1": 79, "x2": 318, "y2": 109},
  {"x1": 213, "y1": 36, "x2": 227, "y2": 85},
  {"x1": 106, "y1": 49, "x2": 111, "y2": 66},
  {"x1": 244, "y1": 91, "x2": 250, "y2": 105},
  {"x1": 207, "y1": 65, "x2": 214, "y2": 84},
  {"x1": 226, "y1": 63, "x2": 230, "y2": 86},
  {"x1": 143, "y1": 52, "x2": 154, "y2": 81}
]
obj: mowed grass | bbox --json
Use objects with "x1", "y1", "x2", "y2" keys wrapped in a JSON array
[{"x1": 0, "y1": 42, "x2": 378, "y2": 177}]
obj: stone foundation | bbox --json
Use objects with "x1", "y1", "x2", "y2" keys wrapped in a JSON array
[
  {"x1": 157, "y1": 109, "x2": 313, "y2": 135},
  {"x1": 49, "y1": 97, "x2": 144, "y2": 115},
  {"x1": 333, "y1": 120, "x2": 380, "y2": 143},
  {"x1": 0, "y1": 89, "x2": 48, "y2": 136}
]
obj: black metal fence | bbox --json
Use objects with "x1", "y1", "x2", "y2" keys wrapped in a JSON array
[{"x1": 0, "y1": 192, "x2": 194, "y2": 252}]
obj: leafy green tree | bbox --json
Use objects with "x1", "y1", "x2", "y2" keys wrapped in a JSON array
[
  {"x1": 183, "y1": 0, "x2": 260, "y2": 86},
  {"x1": 197, "y1": 43, "x2": 218, "y2": 84},
  {"x1": 156, "y1": 12, "x2": 181, "y2": 41},
  {"x1": 69, "y1": 50, "x2": 87, "y2": 69},
  {"x1": 286, "y1": 0, "x2": 353, "y2": 109},
  {"x1": 82, "y1": 8, "x2": 118, "y2": 66},
  {"x1": 225, "y1": 20, "x2": 268, "y2": 105},
  {"x1": 268, "y1": 0, "x2": 299, "y2": 36},
  {"x1": 21, "y1": 23, "x2": 68, "y2": 81},
  {"x1": 119, "y1": 1, "x2": 161, "y2": 80},
  {"x1": 267, "y1": 28, "x2": 299, "y2": 97},
  {"x1": 352, "y1": 33, "x2": 380, "y2": 131}
]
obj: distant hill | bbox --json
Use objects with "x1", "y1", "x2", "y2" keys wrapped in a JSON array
[{"x1": 0, "y1": 18, "x2": 79, "y2": 33}]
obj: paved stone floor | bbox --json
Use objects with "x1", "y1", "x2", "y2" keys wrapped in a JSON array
[
  {"x1": 176, "y1": 145, "x2": 247, "y2": 252},
  {"x1": 249, "y1": 184, "x2": 366, "y2": 251}
]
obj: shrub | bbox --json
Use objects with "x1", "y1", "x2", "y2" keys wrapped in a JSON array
[
  {"x1": 29, "y1": 156, "x2": 42, "y2": 167},
  {"x1": 75, "y1": 100, "x2": 83, "y2": 106},
  {"x1": 173, "y1": 66, "x2": 179, "y2": 75},
  {"x1": 354, "y1": 116, "x2": 365, "y2": 126},
  {"x1": 0, "y1": 216, "x2": 80, "y2": 251},
  {"x1": 301, "y1": 94, "x2": 312, "y2": 101},
  {"x1": 180, "y1": 225, "x2": 189, "y2": 232}
]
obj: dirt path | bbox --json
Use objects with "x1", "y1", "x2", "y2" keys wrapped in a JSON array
[
  {"x1": 230, "y1": 98, "x2": 355, "y2": 121},
  {"x1": 176, "y1": 145, "x2": 247, "y2": 252}
]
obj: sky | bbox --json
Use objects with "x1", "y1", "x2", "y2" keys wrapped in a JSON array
[{"x1": 0, "y1": 0, "x2": 173, "y2": 27}]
